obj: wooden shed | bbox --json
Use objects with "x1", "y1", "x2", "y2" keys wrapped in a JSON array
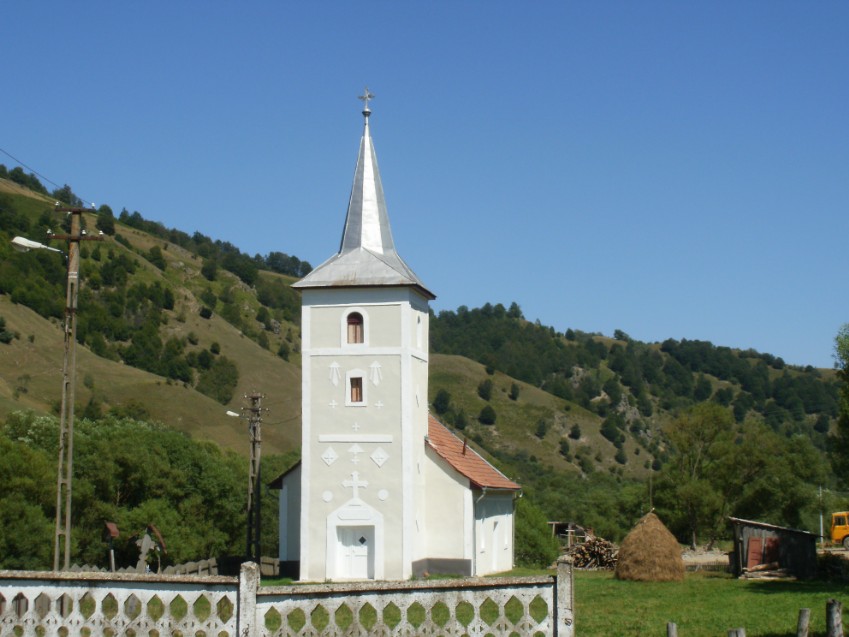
[{"x1": 728, "y1": 517, "x2": 819, "y2": 579}]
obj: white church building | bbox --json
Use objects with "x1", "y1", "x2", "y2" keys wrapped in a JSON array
[{"x1": 271, "y1": 95, "x2": 520, "y2": 581}]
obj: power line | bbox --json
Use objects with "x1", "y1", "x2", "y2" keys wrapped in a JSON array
[{"x1": 0, "y1": 146, "x2": 94, "y2": 208}]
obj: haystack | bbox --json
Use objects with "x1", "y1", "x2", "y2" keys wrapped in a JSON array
[{"x1": 614, "y1": 512, "x2": 684, "y2": 582}]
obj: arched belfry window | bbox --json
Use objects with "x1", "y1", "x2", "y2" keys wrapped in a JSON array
[{"x1": 347, "y1": 312, "x2": 364, "y2": 344}]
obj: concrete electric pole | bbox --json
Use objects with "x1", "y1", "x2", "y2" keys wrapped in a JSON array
[
  {"x1": 50, "y1": 205, "x2": 103, "y2": 570},
  {"x1": 246, "y1": 392, "x2": 265, "y2": 563},
  {"x1": 228, "y1": 391, "x2": 267, "y2": 564}
]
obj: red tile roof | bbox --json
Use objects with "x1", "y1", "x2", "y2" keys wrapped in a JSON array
[{"x1": 426, "y1": 414, "x2": 521, "y2": 491}]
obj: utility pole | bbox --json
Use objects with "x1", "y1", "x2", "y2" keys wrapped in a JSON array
[
  {"x1": 50, "y1": 205, "x2": 103, "y2": 571},
  {"x1": 244, "y1": 392, "x2": 265, "y2": 563}
]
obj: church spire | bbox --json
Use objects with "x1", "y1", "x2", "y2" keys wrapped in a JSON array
[
  {"x1": 294, "y1": 90, "x2": 434, "y2": 299},
  {"x1": 339, "y1": 88, "x2": 396, "y2": 256}
]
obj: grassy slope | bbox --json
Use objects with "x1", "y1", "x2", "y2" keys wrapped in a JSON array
[
  {"x1": 0, "y1": 290, "x2": 301, "y2": 457},
  {"x1": 429, "y1": 353, "x2": 656, "y2": 480}
]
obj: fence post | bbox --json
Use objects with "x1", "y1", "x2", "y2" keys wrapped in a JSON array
[
  {"x1": 797, "y1": 608, "x2": 811, "y2": 637},
  {"x1": 827, "y1": 599, "x2": 843, "y2": 637},
  {"x1": 555, "y1": 555, "x2": 574, "y2": 637},
  {"x1": 667, "y1": 622, "x2": 678, "y2": 637},
  {"x1": 238, "y1": 561, "x2": 260, "y2": 637}
]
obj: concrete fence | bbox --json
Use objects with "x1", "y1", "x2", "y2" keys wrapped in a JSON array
[{"x1": 0, "y1": 558, "x2": 574, "y2": 636}]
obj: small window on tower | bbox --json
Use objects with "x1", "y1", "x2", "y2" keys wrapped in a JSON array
[
  {"x1": 350, "y1": 377, "x2": 363, "y2": 403},
  {"x1": 347, "y1": 312, "x2": 364, "y2": 344}
]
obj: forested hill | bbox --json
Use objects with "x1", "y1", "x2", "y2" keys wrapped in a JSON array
[
  {"x1": 432, "y1": 302, "x2": 837, "y2": 436},
  {"x1": 1, "y1": 169, "x2": 845, "y2": 548}
]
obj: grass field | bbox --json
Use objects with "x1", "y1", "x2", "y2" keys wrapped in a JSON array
[{"x1": 575, "y1": 570, "x2": 849, "y2": 637}]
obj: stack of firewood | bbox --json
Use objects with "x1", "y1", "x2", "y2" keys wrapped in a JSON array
[
  {"x1": 566, "y1": 535, "x2": 618, "y2": 569},
  {"x1": 741, "y1": 562, "x2": 793, "y2": 580}
]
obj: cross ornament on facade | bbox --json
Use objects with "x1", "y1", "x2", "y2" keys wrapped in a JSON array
[{"x1": 343, "y1": 471, "x2": 369, "y2": 500}]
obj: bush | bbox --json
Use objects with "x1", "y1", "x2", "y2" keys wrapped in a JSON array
[
  {"x1": 514, "y1": 498, "x2": 560, "y2": 568},
  {"x1": 479, "y1": 405, "x2": 497, "y2": 425},
  {"x1": 433, "y1": 389, "x2": 451, "y2": 415},
  {"x1": 0, "y1": 317, "x2": 13, "y2": 344},
  {"x1": 196, "y1": 356, "x2": 239, "y2": 404},
  {"x1": 477, "y1": 379, "x2": 493, "y2": 401},
  {"x1": 535, "y1": 420, "x2": 548, "y2": 439}
]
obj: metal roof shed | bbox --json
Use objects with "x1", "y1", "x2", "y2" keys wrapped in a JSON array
[{"x1": 729, "y1": 517, "x2": 819, "y2": 579}]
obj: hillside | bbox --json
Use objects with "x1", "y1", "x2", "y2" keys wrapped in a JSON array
[{"x1": 1, "y1": 171, "x2": 843, "y2": 541}]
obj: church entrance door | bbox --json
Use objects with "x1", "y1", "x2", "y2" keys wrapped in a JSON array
[{"x1": 337, "y1": 526, "x2": 374, "y2": 579}]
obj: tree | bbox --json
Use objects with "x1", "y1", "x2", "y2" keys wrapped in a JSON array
[
  {"x1": 514, "y1": 497, "x2": 559, "y2": 568},
  {"x1": 535, "y1": 419, "x2": 548, "y2": 439},
  {"x1": 693, "y1": 374, "x2": 712, "y2": 402},
  {"x1": 96, "y1": 206, "x2": 116, "y2": 235},
  {"x1": 831, "y1": 324, "x2": 849, "y2": 478},
  {"x1": 509, "y1": 382, "x2": 520, "y2": 401},
  {"x1": 655, "y1": 403, "x2": 734, "y2": 547},
  {"x1": 148, "y1": 246, "x2": 166, "y2": 271},
  {"x1": 201, "y1": 259, "x2": 217, "y2": 281},
  {"x1": 0, "y1": 316, "x2": 14, "y2": 344},
  {"x1": 477, "y1": 379, "x2": 493, "y2": 401},
  {"x1": 432, "y1": 389, "x2": 451, "y2": 415},
  {"x1": 479, "y1": 405, "x2": 497, "y2": 425}
]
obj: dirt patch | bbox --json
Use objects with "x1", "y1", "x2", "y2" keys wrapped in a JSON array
[{"x1": 681, "y1": 548, "x2": 729, "y2": 565}]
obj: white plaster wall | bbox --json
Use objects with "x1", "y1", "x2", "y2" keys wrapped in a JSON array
[
  {"x1": 422, "y1": 446, "x2": 470, "y2": 560},
  {"x1": 299, "y1": 286, "x2": 431, "y2": 581},
  {"x1": 278, "y1": 464, "x2": 302, "y2": 562},
  {"x1": 474, "y1": 494, "x2": 515, "y2": 576}
]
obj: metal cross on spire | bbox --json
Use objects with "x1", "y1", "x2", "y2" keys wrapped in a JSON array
[{"x1": 358, "y1": 87, "x2": 375, "y2": 114}]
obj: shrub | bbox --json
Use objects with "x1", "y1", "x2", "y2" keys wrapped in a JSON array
[
  {"x1": 479, "y1": 405, "x2": 497, "y2": 425},
  {"x1": 514, "y1": 498, "x2": 560, "y2": 568},
  {"x1": 509, "y1": 383, "x2": 520, "y2": 401},
  {"x1": 433, "y1": 389, "x2": 451, "y2": 415},
  {"x1": 477, "y1": 379, "x2": 493, "y2": 401}
]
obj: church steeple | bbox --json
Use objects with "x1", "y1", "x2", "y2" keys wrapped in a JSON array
[
  {"x1": 294, "y1": 89, "x2": 434, "y2": 299},
  {"x1": 338, "y1": 89, "x2": 395, "y2": 257}
]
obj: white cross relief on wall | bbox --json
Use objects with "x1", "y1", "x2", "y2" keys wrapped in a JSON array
[{"x1": 343, "y1": 471, "x2": 368, "y2": 501}]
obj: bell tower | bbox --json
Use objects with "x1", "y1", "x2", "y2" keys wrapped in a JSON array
[{"x1": 293, "y1": 91, "x2": 435, "y2": 580}]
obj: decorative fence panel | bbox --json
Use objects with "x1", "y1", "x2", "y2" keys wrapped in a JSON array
[
  {"x1": 256, "y1": 577, "x2": 557, "y2": 636},
  {"x1": 0, "y1": 559, "x2": 574, "y2": 637},
  {"x1": 0, "y1": 571, "x2": 239, "y2": 637}
]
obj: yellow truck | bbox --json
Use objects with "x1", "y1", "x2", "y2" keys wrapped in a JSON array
[{"x1": 831, "y1": 512, "x2": 849, "y2": 548}]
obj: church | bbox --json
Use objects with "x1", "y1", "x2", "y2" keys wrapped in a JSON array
[{"x1": 272, "y1": 93, "x2": 521, "y2": 581}]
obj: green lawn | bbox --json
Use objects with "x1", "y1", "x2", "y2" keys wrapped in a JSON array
[{"x1": 575, "y1": 570, "x2": 849, "y2": 637}]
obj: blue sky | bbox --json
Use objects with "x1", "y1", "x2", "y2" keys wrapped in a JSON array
[{"x1": 3, "y1": 2, "x2": 847, "y2": 368}]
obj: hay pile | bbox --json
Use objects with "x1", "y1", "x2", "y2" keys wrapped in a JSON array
[{"x1": 614, "y1": 512, "x2": 684, "y2": 582}]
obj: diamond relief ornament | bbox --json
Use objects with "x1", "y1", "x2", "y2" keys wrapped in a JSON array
[
  {"x1": 371, "y1": 447, "x2": 389, "y2": 468},
  {"x1": 321, "y1": 447, "x2": 339, "y2": 466}
]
